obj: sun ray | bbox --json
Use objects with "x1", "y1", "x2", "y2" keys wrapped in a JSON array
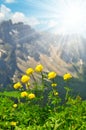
[
  {"x1": 23, "y1": 0, "x2": 86, "y2": 35},
  {"x1": 26, "y1": 0, "x2": 86, "y2": 35}
]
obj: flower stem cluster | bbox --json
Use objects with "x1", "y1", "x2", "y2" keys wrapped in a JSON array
[{"x1": 13, "y1": 64, "x2": 72, "y2": 111}]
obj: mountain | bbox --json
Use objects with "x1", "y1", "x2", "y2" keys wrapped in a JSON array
[
  {"x1": 0, "y1": 20, "x2": 86, "y2": 89},
  {"x1": 0, "y1": 20, "x2": 54, "y2": 87}
]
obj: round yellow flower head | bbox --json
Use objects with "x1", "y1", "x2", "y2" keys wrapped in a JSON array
[
  {"x1": 63, "y1": 73, "x2": 72, "y2": 80},
  {"x1": 13, "y1": 104, "x2": 17, "y2": 108},
  {"x1": 21, "y1": 75, "x2": 30, "y2": 83},
  {"x1": 21, "y1": 91, "x2": 28, "y2": 97},
  {"x1": 51, "y1": 83, "x2": 57, "y2": 87},
  {"x1": 13, "y1": 82, "x2": 22, "y2": 89},
  {"x1": 48, "y1": 72, "x2": 57, "y2": 79},
  {"x1": 54, "y1": 92, "x2": 58, "y2": 96},
  {"x1": 26, "y1": 68, "x2": 34, "y2": 75},
  {"x1": 35, "y1": 64, "x2": 43, "y2": 72},
  {"x1": 10, "y1": 121, "x2": 17, "y2": 126},
  {"x1": 28, "y1": 93, "x2": 35, "y2": 99}
]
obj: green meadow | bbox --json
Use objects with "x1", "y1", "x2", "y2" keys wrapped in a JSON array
[{"x1": 0, "y1": 65, "x2": 86, "y2": 130}]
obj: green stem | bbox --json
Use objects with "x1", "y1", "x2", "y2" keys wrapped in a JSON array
[
  {"x1": 31, "y1": 74, "x2": 37, "y2": 83},
  {"x1": 31, "y1": 74, "x2": 38, "y2": 89},
  {"x1": 65, "y1": 86, "x2": 70, "y2": 101},
  {"x1": 41, "y1": 72, "x2": 44, "y2": 86}
]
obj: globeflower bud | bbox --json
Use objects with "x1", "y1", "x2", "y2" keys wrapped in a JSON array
[
  {"x1": 48, "y1": 72, "x2": 57, "y2": 79},
  {"x1": 28, "y1": 93, "x2": 35, "y2": 99},
  {"x1": 21, "y1": 75, "x2": 30, "y2": 83},
  {"x1": 63, "y1": 73, "x2": 72, "y2": 80},
  {"x1": 13, "y1": 82, "x2": 22, "y2": 89},
  {"x1": 35, "y1": 64, "x2": 43, "y2": 72},
  {"x1": 26, "y1": 68, "x2": 34, "y2": 75},
  {"x1": 21, "y1": 91, "x2": 28, "y2": 97}
]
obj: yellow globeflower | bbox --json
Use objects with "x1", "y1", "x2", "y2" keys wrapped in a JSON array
[
  {"x1": 10, "y1": 121, "x2": 17, "y2": 126},
  {"x1": 28, "y1": 93, "x2": 35, "y2": 99},
  {"x1": 35, "y1": 64, "x2": 43, "y2": 72},
  {"x1": 51, "y1": 83, "x2": 57, "y2": 87},
  {"x1": 26, "y1": 68, "x2": 34, "y2": 75},
  {"x1": 13, "y1": 82, "x2": 22, "y2": 89},
  {"x1": 21, "y1": 91, "x2": 28, "y2": 97},
  {"x1": 13, "y1": 104, "x2": 17, "y2": 108},
  {"x1": 48, "y1": 72, "x2": 57, "y2": 79},
  {"x1": 54, "y1": 92, "x2": 58, "y2": 96},
  {"x1": 63, "y1": 73, "x2": 72, "y2": 80},
  {"x1": 21, "y1": 75, "x2": 30, "y2": 83}
]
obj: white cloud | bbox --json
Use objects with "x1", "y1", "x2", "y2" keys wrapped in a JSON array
[
  {"x1": 0, "y1": 4, "x2": 40, "y2": 26},
  {"x1": 12, "y1": 12, "x2": 25, "y2": 23},
  {"x1": 1, "y1": 4, "x2": 11, "y2": 14},
  {"x1": 5, "y1": 0, "x2": 15, "y2": 3},
  {"x1": 11, "y1": 12, "x2": 40, "y2": 26},
  {"x1": 0, "y1": 4, "x2": 12, "y2": 20}
]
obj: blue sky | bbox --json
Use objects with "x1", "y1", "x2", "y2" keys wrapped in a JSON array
[
  {"x1": 0, "y1": 0, "x2": 86, "y2": 34},
  {"x1": 0, "y1": 0, "x2": 60, "y2": 32}
]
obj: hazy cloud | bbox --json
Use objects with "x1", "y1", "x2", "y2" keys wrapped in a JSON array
[{"x1": 0, "y1": 4, "x2": 40, "y2": 26}]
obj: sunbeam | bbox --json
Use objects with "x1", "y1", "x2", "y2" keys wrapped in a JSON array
[{"x1": 26, "y1": 0, "x2": 86, "y2": 35}]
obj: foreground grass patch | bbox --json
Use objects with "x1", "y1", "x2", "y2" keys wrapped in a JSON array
[
  {"x1": 0, "y1": 94, "x2": 86, "y2": 130},
  {"x1": 0, "y1": 91, "x2": 20, "y2": 98},
  {"x1": 0, "y1": 64, "x2": 86, "y2": 130}
]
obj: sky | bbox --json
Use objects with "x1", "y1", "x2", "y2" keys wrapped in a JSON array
[{"x1": 0, "y1": 0, "x2": 86, "y2": 35}]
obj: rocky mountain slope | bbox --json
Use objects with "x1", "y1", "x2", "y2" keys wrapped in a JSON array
[{"x1": 0, "y1": 20, "x2": 86, "y2": 87}]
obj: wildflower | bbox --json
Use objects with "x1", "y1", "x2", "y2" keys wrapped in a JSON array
[
  {"x1": 35, "y1": 64, "x2": 43, "y2": 72},
  {"x1": 21, "y1": 75, "x2": 30, "y2": 83},
  {"x1": 10, "y1": 121, "x2": 17, "y2": 126},
  {"x1": 13, "y1": 82, "x2": 22, "y2": 89},
  {"x1": 13, "y1": 104, "x2": 17, "y2": 108},
  {"x1": 54, "y1": 91, "x2": 58, "y2": 96},
  {"x1": 21, "y1": 91, "x2": 28, "y2": 97},
  {"x1": 26, "y1": 68, "x2": 34, "y2": 75},
  {"x1": 28, "y1": 93, "x2": 35, "y2": 99},
  {"x1": 51, "y1": 83, "x2": 57, "y2": 87},
  {"x1": 48, "y1": 72, "x2": 57, "y2": 79},
  {"x1": 63, "y1": 73, "x2": 72, "y2": 80}
]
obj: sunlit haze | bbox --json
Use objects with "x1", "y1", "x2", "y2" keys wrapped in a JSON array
[{"x1": 58, "y1": 2, "x2": 85, "y2": 34}]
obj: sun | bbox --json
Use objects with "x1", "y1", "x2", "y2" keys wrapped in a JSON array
[
  {"x1": 39, "y1": 0, "x2": 86, "y2": 35},
  {"x1": 52, "y1": 0, "x2": 86, "y2": 34},
  {"x1": 63, "y1": 6, "x2": 82, "y2": 27},
  {"x1": 26, "y1": 0, "x2": 86, "y2": 35},
  {"x1": 61, "y1": 3, "x2": 85, "y2": 34}
]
